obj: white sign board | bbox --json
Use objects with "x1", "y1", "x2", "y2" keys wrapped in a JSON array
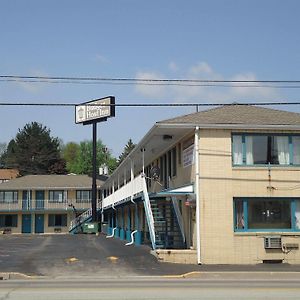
[
  {"x1": 183, "y1": 144, "x2": 195, "y2": 168},
  {"x1": 75, "y1": 96, "x2": 115, "y2": 124}
]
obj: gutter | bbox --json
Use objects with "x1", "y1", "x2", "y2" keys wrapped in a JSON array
[{"x1": 194, "y1": 126, "x2": 201, "y2": 264}]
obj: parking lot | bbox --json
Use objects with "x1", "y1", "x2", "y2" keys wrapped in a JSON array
[{"x1": 0, "y1": 234, "x2": 203, "y2": 278}]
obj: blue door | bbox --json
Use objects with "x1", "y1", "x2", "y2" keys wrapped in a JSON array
[
  {"x1": 36, "y1": 191, "x2": 45, "y2": 209},
  {"x1": 35, "y1": 214, "x2": 44, "y2": 233},
  {"x1": 22, "y1": 214, "x2": 32, "y2": 233},
  {"x1": 22, "y1": 191, "x2": 32, "y2": 210}
]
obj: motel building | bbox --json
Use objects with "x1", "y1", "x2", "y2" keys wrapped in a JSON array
[
  {"x1": 70, "y1": 104, "x2": 300, "y2": 264},
  {"x1": 0, "y1": 174, "x2": 104, "y2": 234}
]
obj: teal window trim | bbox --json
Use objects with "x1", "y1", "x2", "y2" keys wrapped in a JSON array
[
  {"x1": 233, "y1": 197, "x2": 300, "y2": 233},
  {"x1": 232, "y1": 133, "x2": 300, "y2": 167}
]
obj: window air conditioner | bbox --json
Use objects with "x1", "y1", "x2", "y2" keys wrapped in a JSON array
[{"x1": 264, "y1": 236, "x2": 282, "y2": 249}]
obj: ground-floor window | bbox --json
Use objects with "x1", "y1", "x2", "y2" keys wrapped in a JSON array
[
  {"x1": 0, "y1": 214, "x2": 18, "y2": 227},
  {"x1": 48, "y1": 214, "x2": 67, "y2": 227},
  {"x1": 234, "y1": 198, "x2": 300, "y2": 231}
]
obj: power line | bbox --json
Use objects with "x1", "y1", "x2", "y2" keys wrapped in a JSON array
[
  {"x1": 0, "y1": 75, "x2": 300, "y2": 88},
  {"x1": 1, "y1": 101, "x2": 300, "y2": 107}
]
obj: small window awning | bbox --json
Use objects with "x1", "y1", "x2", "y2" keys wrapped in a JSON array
[{"x1": 155, "y1": 184, "x2": 194, "y2": 196}]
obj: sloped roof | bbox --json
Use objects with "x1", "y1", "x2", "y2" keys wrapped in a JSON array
[
  {"x1": 0, "y1": 174, "x2": 105, "y2": 190},
  {"x1": 0, "y1": 169, "x2": 19, "y2": 180},
  {"x1": 157, "y1": 105, "x2": 300, "y2": 127}
]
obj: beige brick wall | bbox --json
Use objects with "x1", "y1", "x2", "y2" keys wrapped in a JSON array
[{"x1": 199, "y1": 129, "x2": 300, "y2": 264}]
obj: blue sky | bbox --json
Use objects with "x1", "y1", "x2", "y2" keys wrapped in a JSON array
[{"x1": 1, "y1": 0, "x2": 300, "y2": 156}]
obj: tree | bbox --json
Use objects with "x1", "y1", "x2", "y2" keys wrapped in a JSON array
[
  {"x1": 0, "y1": 142, "x2": 7, "y2": 167},
  {"x1": 3, "y1": 122, "x2": 66, "y2": 175},
  {"x1": 118, "y1": 139, "x2": 136, "y2": 165},
  {"x1": 64, "y1": 140, "x2": 117, "y2": 175},
  {"x1": 62, "y1": 142, "x2": 80, "y2": 173}
]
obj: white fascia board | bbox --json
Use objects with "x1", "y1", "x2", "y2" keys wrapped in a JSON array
[{"x1": 157, "y1": 123, "x2": 300, "y2": 130}]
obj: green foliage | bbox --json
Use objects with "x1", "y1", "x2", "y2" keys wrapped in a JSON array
[
  {"x1": 63, "y1": 140, "x2": 117, "y2": 175},
  {"x1": 118, "y1": 138, "x2": 136, "y2": 165},
  {"x1": 3, "y1": 122, "x2": 66, "y2": 175}
]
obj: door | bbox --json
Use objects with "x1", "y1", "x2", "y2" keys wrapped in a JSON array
[
  {"x1": 22, "y1": 191, "x2": 32, "y2": 210},
  {"x1": 35, "y1": 214, "x2": 44, "y2": 233},
  {"x1": 35, "y1": 190, "x2": 45, "y2": 209},
  {"x1": 22, "y1": 214, "x2": 32, "y2": 233}
]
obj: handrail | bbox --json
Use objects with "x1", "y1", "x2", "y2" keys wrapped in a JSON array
[
  {"x1": 141, "y1": 175, "x2": 156, "y2": 249},
  {"x1": 171, "y1": 196, "x2": 186, "y2": 243}
]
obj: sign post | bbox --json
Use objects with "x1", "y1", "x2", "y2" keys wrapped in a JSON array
[{"x1": 75, "y1": 96, "x2": 115, "y2": 223}]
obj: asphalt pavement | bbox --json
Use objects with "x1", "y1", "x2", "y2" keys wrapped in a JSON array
[{"x1": 1, "y1": 234, "x2": 300, "y2": 279}]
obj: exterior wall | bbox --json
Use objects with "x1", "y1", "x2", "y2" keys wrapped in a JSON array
[{"x1": 199, "y1": 128, "x2": 300, "y2": 264}]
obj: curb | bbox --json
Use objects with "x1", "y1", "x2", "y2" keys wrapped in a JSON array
[{"x1": 0, "y1": 272, "x2": 44, "y2": 280}]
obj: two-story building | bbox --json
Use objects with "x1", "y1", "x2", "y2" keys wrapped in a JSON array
[
  {"x1": 0, "y1": 174, "x2": 104, "y2": 234},
  {"x1": 70, "y1": 104, "x2": 300, "y2": 264}
]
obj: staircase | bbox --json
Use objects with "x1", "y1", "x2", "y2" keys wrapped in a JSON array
[{"x1": 150, "y1": 198, "x2": 185, "y2": 249}]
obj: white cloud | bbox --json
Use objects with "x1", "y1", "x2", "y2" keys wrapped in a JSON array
[
  {"x1": 134, "y1": 71, "x2": 166, "y2": 98},
  {"x1": 15, "y1": 69, "x2": 49, "y2": 93},
  {"x1": 135, "y1": 62, "x2": 280, "y2": 103},
  {"x1": 94, "y1": 54, "x2": 109, "y2": 64}
]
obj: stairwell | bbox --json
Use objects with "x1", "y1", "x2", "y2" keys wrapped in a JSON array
[{"x1": 150, "y1": 198, "x2": 185, "y2": 249}]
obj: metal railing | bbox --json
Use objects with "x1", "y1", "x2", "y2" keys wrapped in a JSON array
[
  {"x1": 0, "y1": 199, "x2": 92, "y2": 212},
  {"x1": 68, "y1": 174, "x2": 156, "y2": 249}
]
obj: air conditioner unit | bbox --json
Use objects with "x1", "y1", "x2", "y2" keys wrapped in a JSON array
[{"x1": 264, "y1": 236, "x2": 282, "y2": 249}]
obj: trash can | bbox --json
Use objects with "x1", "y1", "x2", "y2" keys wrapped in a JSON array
[{"x1": 82, "y1": 222, "x2": 99, "y2": 234}]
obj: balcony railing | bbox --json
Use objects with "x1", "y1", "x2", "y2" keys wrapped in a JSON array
[{"x1": 0, "y1": 199, "x2": 92, "y2": 212}]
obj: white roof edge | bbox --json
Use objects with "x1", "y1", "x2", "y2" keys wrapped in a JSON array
[{"x1": 156, "y1": 123, "x2": 300, "y2": 130}]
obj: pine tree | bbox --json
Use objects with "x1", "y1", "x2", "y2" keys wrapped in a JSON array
[
  {"x1": 118, "y1": 139, "x2": 136, "y2": 165},
  {"x1": 4, "y1": 122, "x2": 66, "y2": 175}
]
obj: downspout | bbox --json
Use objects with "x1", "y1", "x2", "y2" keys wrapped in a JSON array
[{"x1": 195, "y1": 126, "x2": 201, "y2": 264}]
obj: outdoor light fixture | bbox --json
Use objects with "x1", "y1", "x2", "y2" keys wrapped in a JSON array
[{"x1": 163, "y1": 134, "x2": 173, "y2": 140}]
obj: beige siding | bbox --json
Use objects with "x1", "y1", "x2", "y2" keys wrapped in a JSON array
[{"x1": 199, "y1": 129, "x2": 300, "y2": 264}]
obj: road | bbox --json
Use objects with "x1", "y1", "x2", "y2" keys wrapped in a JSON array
[{"x1": 1, "y1": 277, "x2": 300, "y2": 300}]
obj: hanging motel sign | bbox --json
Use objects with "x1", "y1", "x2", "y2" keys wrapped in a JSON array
[{"x1": 75, "y1": 96, "x2": 115, "y2": 125}]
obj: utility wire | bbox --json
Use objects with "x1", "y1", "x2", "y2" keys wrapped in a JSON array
[
  {"x1": 1, "y1": 78, "x2": 300, "y2": 88},
  {"x1": 1, "y1": 102, "x2": 300, "y2": 107},
  {"x1": 0, "y1": 75, "x2": 300, "y2": 87}
]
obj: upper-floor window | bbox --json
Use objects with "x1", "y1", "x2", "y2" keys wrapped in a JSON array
[
  {"x1": 49, "y1": 190, "x2": 67, "y2": 203},
  {"x1": 232, "y1": 134, "x2": 300, "y2": 166},
  {"x1": 0, "y1": 191, "x2": 18, "y2": 203},
  {"x1": 76, "y1": 190, "x2": 91, "y2": 203}
]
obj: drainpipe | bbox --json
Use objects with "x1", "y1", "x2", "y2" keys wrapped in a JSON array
[{"x1": 194, "y1": 126, "x2": 201, "y2": 264}]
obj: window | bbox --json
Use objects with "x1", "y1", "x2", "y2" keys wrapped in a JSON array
[
  {"x1": 232, "y1": 134, "x2": 299, "y2": 166},
  {"x1": 234, "y1": 198, "x2": 300, "y2": 231},
  {"x1": 48, "y1": 214, "x2": 67, "y2": 227},
  {"x1": 76, "y1": 190, "x2": 91, "y2": 203},
  {"x1": 0, "y1": 191, "x2": 18, "y2": 203},
  {"x1": 49, "y1": 190, "x2": 66, "y2": 203},
  {"x1": 0, "y1": 214, "x2": 18, "y2": 227}
]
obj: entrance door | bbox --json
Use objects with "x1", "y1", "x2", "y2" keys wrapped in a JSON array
[
  {"x1": 22, "y1": 191, "x2": 32, "y2": 210},
  {"x1": 35, "y1": 214, "x2": 44, "y2": 233},
  {"x1": 35, "y1": 190, "x2": 45, "y2": 209},
  {"x1": 22, "y1": 214, "x2": 32, "y2": 233}
]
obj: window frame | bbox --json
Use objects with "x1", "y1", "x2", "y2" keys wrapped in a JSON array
[
  {"x1": 48, "y1": 190, "x2": 67, "y2": 203},
  {"x1": 0, "y1": 214, "x2": 18, "y2": 227},
  {"x1": 48, "y1": 214, "x2": 67, "y2": 227},
  {"x1": 76, "y1": 190, "x2": 92, "y2": 203},
  {"x1": 0, "y1": 191, "x2": 18, "y2": 203},
  {"x1": 233, "y1": 197, "x2": 300, "y2": 232},
  {"x1": 232, "y1": 133, "x2": 300, "y2": 167}
]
